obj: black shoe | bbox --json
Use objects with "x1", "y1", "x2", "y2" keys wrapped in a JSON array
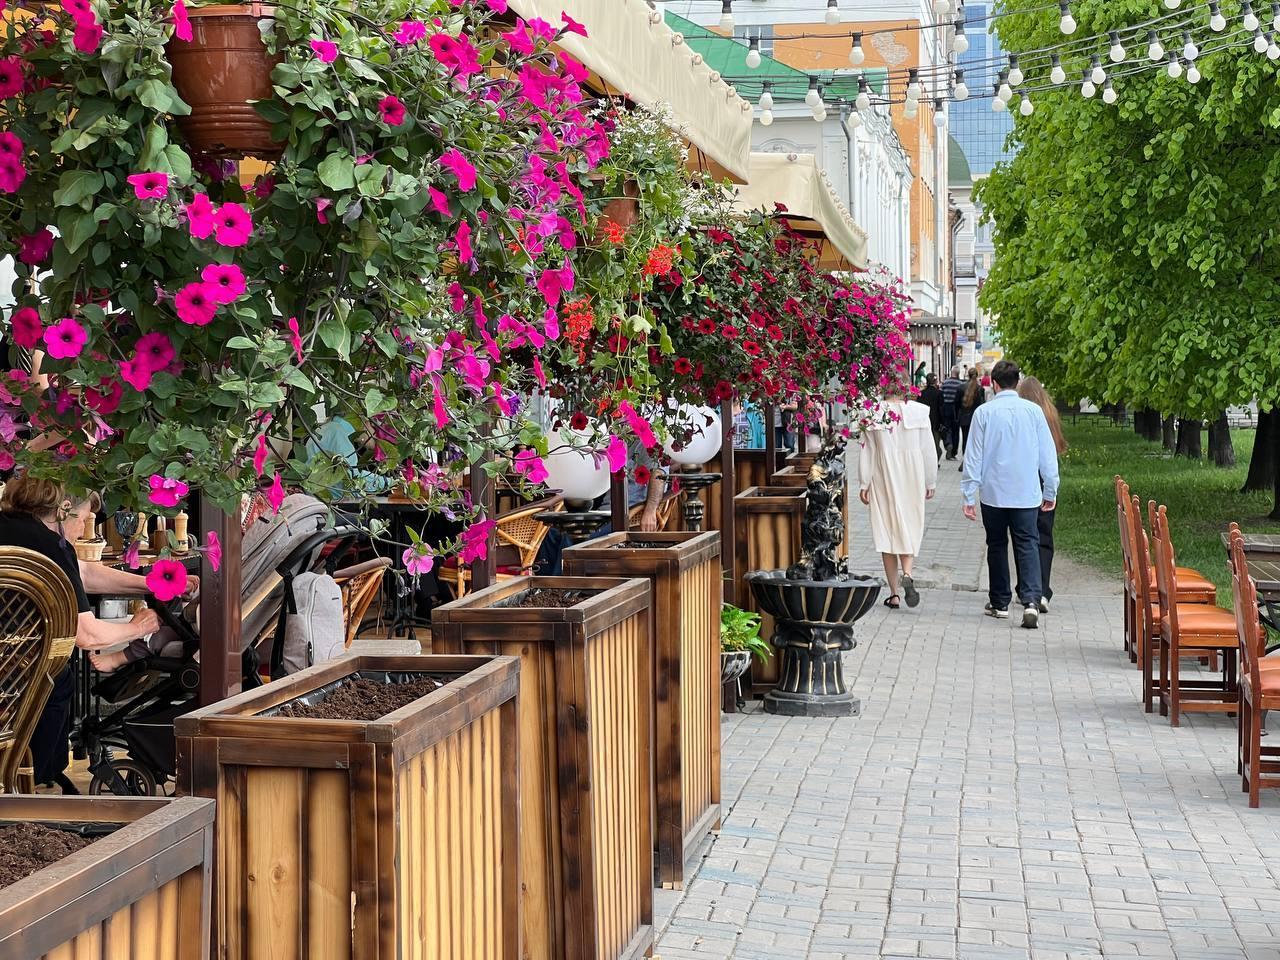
[
  {"x1": 984, "y1": 603, "x2": 1009, "y2": 619},
  {"x1": 901, "y1": 575, "x2": 920, "y2": 608}
]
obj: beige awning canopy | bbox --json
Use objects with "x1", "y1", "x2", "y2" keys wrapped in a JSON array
[
  {"x1": 734, "y1": 153, "x2": 869, "y2": 271},
  {"x1": 506, "y1": 0, "x2": 753, "y2": 183}
]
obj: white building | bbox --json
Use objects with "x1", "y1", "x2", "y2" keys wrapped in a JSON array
[{"x1": 948, "y1": 143, "x2": 1001, "y2": 371}]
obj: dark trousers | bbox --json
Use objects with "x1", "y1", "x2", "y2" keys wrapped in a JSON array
[
  {"x1": 960, "y1": 422, "x2": 974, "y2": 456},
  {"x1": 31, "y1": 665, "x2": 74, "y2": 784},
  {"x1": 942, "y1": 416, "x2": 958, "y2": 456},
  {"x1": 981, "y1": 504, "x2": 1042, "y2": 610},
  {"x1": 1037, "y1": 506, "x2": 1056, "y2": 601}
]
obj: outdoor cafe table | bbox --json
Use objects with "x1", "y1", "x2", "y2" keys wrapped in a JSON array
[{"x1": 1220, "y1": 531, "x2": 1280, "y2": 655}]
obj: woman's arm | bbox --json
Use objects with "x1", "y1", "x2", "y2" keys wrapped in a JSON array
[
  {"x1": 80, "y1": 561, "x2": 198, "y2": 599},
  {"x1": 76, "y1": 608, "x2": 160, "y2": 651}
]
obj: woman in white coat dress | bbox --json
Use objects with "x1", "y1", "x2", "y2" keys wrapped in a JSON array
[{"x1": 858, "y1": 395, "x2": 939, "y2": 609}]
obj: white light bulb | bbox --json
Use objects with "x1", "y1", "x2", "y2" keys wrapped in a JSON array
[
  {"x1": 1187, "y1": 63, "x2": 1202, "y2": 81},
  {"x1": 1211, "y1": 9, "x2": 1226, "y2": 31},
  {"x1": 1082, "y1": 78, "x2": 1096, "y2": 97},
  {"x1": 746, "y1": 48, "x2": 761, "y2": 68},
  {"x1": 1256, "y1": 29, "x2": 1270, "y2": 51},
  {"x1": 907, "y1": 82, "x2": 922, "y2": 101},
  {"x1": 998, "y1": 81, "x2": 1013, "y2": 102},
  {"x1": 1019, "y1": 95, "x2": 1034, "y2": 116},
  {"x1": 1092, "y1": 62, "x2": 1106, "y2": 84},
  {"x1": 813, "y1": 106, "x2": 828, "y2": 122},
  {"x1": 825, "y1": 1, "x2": 841, "y2": 26},
  {"x1": 846, "y1": 111, "x2": 862, "y2": 129},
  {"x1": 1102, "y1": 81, "x2": 1117, "y2": 104},
  {"x1": 934, "y1": 109, "x2": 946, "y2": 128},
  {"x1": 1165, "y1": 0, "x2": 1181, "y2": 7},
  {"x1": 759, "y1": 90, "x2": 773, "y2": 110},
  {"x1": 1184, "y1": 33, "x2": 1199, "y2": 59},
  {"x1": 720, "y1": 12, "x2": 734, "y2": 31},
  {"x1": 760, "y1": 109, "x2": 773, "y2": 126},
  {"x1": 1109, "y1": 32, "x2": 1126, "y2": 62},
  {"x1": 1060, "y1": 2, "x2": 1077, "y2": 35},
  {"x1": 856, "y1": 90, "x2": 871, "y2": 111},
  {"x1": 1148, "y1": 33, "x2": 1164, "y2": 61},
  {"x1": 1270, "y1": 36, "x2": 1280, "y2": 58},
  {"x1": 992, "y1": 96, "x2": 1007, "y2": 112},
  {"x1": 953, "y1": 32, "x2": 970, "y2": 53},
  {"x1": 1009, "y1": 65, "x2": 1024, "y2": 86},
  {"x1": 850, "y1": 40, "x2": 864, "y2": 65},
  {"x1": 1245, "y1": 3, "x2": 1260, "y2": 30},
  {"x1": 1051, "y1": 61, "x2": 1066, "y2": 84},
  {"x1": 954, "y1": 80, "x2": 970, "y2": 100},
  {"x1": 904, "y1": 101, "x2": 918, "y2": 118},
  {"x1": 806, "y1": 87, "x2": 821, "y2": 108},
  {"x1": 1167, "y1": 55, "x2": 1183, "y2": 78}
]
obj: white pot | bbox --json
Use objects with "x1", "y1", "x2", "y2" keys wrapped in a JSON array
[
  {"x1": 543, "y1": 428, "x2": 611, "y2": 502},
  {"x1": 662, "y1": 405, "x2": 722, "y2": 466}
]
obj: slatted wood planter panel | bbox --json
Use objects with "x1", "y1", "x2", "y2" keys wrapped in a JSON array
[
  {"x1": 0, "y1": 796, "x2": 214, "y2": 960},
  {"x1": 699, "y1": 449, "x2": 770, "y2": 534},
  {"x1": 562, "y1": 532, "x2": 722, "y2": 890},
  {"x1": 784, "y1": 450, "x2": 818, "y2": 472},
  {"x1": 175, "y1": 654, "x2": 518, "y2": 960},
  {"x1": 769, "y1": 465, "x2": 807, "y2": 487},
  {"x1": 734, "y1": 487, "x2": 805, "y2": 697},
  {"x1": 432, "y1": 577, "x2": 654, "y2": 960}
]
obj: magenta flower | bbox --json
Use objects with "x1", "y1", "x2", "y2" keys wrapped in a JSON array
[
  {"x1": 172, "y1": 0, "x2": 192, "y2": 41},
  {"x1": 10, "y1": 306, "x2": 41, "y2": 349},
  {"x1": 378, "y1": 94, "x2": 407, "y2": 127},
  {"x1": 119, "y1": 357, "x2": 153, "y2": 392},
  {"x1": 428, "y1": 187, "x2": 451, "y2": 217},
  {"x1": 454, "y1": 220, "x2": 473, "y2": 263},
  {"x1": 122, "y1": 538, "x2": 141, "y2": 569},
  {"x1": 560, "y1": 11, "x2": 588, "y2": 37},
  {"x1": 315, "y1": 197, "x2": 332, "y2": 224},
  {"x1": 428, "y1": 33, "x2": 482, "y2": 77},
  {"x1": 136, "y1": 331, "x2": 176, "y2": 373},
  {"x1": 0, "y1": 131, "x2": 22, "y2": 159},
  {"x1": 0, "y1": 57, "x2": 24, "y2": 99},
  {"x1": 0, "y1": 153, "x2": 26, "y2": 194},
  {"x1": 267, "y1": 472, "x2": 286, "y2": 513},
  {"x1": 205, "y1": 530, "x2": 222, "y2": 572},
  {"x1": 73, "y1": 21, "x2": 104, "y2": 54},
  {"x1": 201, "y1": 263, "x2": 245, "y2": 304},
  {"x1": 513, "y1": 449, "x2": 549, "y2": 484},
  {"x1": 0, "y1": 451, "x2": 13, "y2": 473},
  {"x1": 619, "y1": 401, "x2": 656, "y2": 448},
  {"x1": 213, "y1": 202, "x2": 253, "y2": 247},
  {"x1": 392, "y1": 20, "x2": 426, "y2": 44},
  {"x1": 286, "y1": 316, "x2": 304, "y2": 363},
  {"x1": 186, "y1": 193, "x2": 216, "y2": 239},
  {"x1": 605, "y1": 434, "x2": 626, "y2": 472},
  {"x1": 458, "y1": 518, "x2": 496, "y2": 564},
  {"x1": 503, "y1": 21, "x2": 535, "y2": 55},
  {"x1": 440, "y1": 148, "x2": 477, "y2": 191},
  {"x1": 175, "y1": 282, "x2": 217, "y2": 326},
  {"x1": 146, "y1": 558, "x2": 188, "y2": 602},
  {"x1": 402, "y1": 545, "x2": 435, "y2": 576},
  {"x1": 127, "y1": 172, "x2": 170, "y2": 200},
  {"x1": 148, "y1": 474, "x2": 190, "y2": 508},
  {"x1": 485, "y1": 0, "x2": 509, "y2": 12},
  {"x1": 310, "y1": 39, "x2": 338, "y2": 63},
  {"x1": 42, "y1": 317, "x2": 87, "y2": 360},
  {"x1": 253, "y1": 434, "x2": 269, "y2": 477},
  {"x1": 17, "y1": 228, "x2": 54, "y2": 265}
]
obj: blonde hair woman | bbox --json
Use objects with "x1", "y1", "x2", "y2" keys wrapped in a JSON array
[{"x1": 1016, "y1": 376, "x2": 1068, "y2": 611}]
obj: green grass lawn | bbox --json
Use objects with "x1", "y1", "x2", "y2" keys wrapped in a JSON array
[{"x1": 1056, "y1": 419, "x2": 1278, "y2": 599}]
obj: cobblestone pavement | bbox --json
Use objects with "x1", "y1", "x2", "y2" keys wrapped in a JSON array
[{"x1": 655, "y1": 465, "x2": 1280, "y2": 960}]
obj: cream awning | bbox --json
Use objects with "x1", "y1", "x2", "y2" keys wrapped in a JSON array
[
  {"x1": 734, "y1": 153, "x2": 869, "y2": 271},
  {"x1": 506, "y1": 0, "x2": 753, "y2": 183}
]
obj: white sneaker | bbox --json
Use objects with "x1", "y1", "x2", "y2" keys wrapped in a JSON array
[
  {"x1": 1038, "y1": 597, "x2": 1050, "y2": 613},
  {"x1": 984, "y1": 603, "x2": 1009, "y2": 619},
  {"x1": 1022, "y1": 605, "x2": 1039, "y2": 629}
]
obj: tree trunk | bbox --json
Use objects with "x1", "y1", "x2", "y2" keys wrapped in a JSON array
[
  {"x1": 1134, "y1": 408, "x2": 1161, "y2": 441},
  {"x1": 1162, "y1": 416, "x2": 1177, "y2": 451},
  {"x1": 1133, "y1": 409, "x2": 1147, "y2": 437},
  {"x1": 1243, "y1": 409, "x2": 1277, "y2": 492},
  {"x1": 1176, "y1": 418, "x2": 1202, "y2": 459},
  {"x1": 1269, "y1": 415, "x2": 1280, "y2": 519},
  {"x1": 1207, "y1": 412, "x2": 1235, "y2": 467}
]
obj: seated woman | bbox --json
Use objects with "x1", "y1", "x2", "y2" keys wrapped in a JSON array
[{"x1": 0, "y1": 477, "x2": 162, "y2": 789}]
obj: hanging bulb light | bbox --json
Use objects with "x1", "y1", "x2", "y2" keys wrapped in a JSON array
[
  {"x1": 719, "y1": 0, "x2": 734, "y2": 33},
  {"x1": 935, "y1": 0, "x2": 952, "y2": 12},
  {"x1": 933, "y1": 100, "x2": 947, "y2": 128},
  {"x1": 1059, "y1": 0, "x2": 1077, "y2": 34},
  {"x1": 904, "y1": 99, "x2": 919, "y2": 119},
  {"x1": 1269, "y1": 31, "x2": 1280, "y2": 57},
  {"x1": 997, "y1": 70, "x2": 1013, "y2": 102},
  {"x1": 1019, "y1": 94, "x2": 1034, "y2": 115},
  {"x1": 814, "y1": 82, "x2": 827, "y2": 112},
  {"x1": 805, "y1": 78, "x2": 821, "y2": 108},
  {"x1": 1255, "y1": 27, "x2": 1270, "y2": 51},
  {"x1": 825, "y1": 0, "x2": 841, "y2": 26},
  {"x1": 1245, "y1": 0, "x2": 1260, "y2": 30},
  {"x1": 953, "y1": 69, "x2": 970, "y2": 100},
  {"x1": 906, "y1": 68, "x2": 922, "y2": 101},
  {"x1": 1167, "y1": 51, "x2": 1183, "y2": 77},
  {"x1": 849, "y1": 32, "x2": 865, "y2": 66},
  {"x1": 1008, "y1": 54, "x2": 1024, "y2": 86},
  {"x1": 745, "y1": 35, "x2": 762, "y2": 69},
  {"x1": 760, "y1": 108, "x2": 774, "y2": 126},
  {"x1": 1183, "y1": 30, "x2": 1199, "y2": 60},
  {"x1": 1102, "y1": 78, "x2": 1117, "y2": 103},
  {"x1": 1050, "y1": 54, "x2": 1066, "y2": 84},
  {"x1": 953, "y1": 24, "x2": 969, "y2": 54},
  {"x1": 846, "y1": 110, "x2": 862, "y2": 130},
  {"x1": 1165, "y1": 0, "x2": 1181, "y2": 7},
  {"x1": 1082, "y1": 70, "x2": 1097, "y2": 97},
  {"x1": 1272, "y1": 1, "x2": 1280, "y2": 31},
  {"x1": 992, "y1": 93, "x2": 1007, "y2": 112},
  {"x1": 1091, "y1": 56, "x2": 1106, "y2": 84},
  {"x1": 855, "y1": 77, "x2": 871, "y2": 112},
  {"x1": 758, "y1": 82, "x2": 773, "y2": 111},
  {"x1": 1187, "y1": 62, "x2": 1202, "y2": 81},
  {"x1": 1147, "y1": 30, "x2": 1164, "y2": 61},
  {"x1": 1108, "y1": 30, "x2": 1126, "y2": 62},
  {"x1": 814, "y1": 106, "x2": 828, "y2": 123},
  {"x1": 1210, "y1": 2, "x2": 1226, "y2": 31}
]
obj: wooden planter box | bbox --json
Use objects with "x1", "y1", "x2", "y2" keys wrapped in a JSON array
[
  {"x1": 175, "y1": 654, "x2": 519, "y2": 960},
  {"x1": 734, "y1": 486, "x2": 805, "y2": 697},
  {"x1": 770, "y1": 465, "x2": 807, "y2": 487},
  {"x1": 561, "y1": 532, "x2": 721, "y2": 890},
  {"x1": 0, "y1": 796, "x2": 213, "y2": 960},
  {"x1": 432, "y1": 577, "x2": 653, "y2": 960},
  {"x1": 698, "y1": 449, "x2": 771, "y2": 534}
]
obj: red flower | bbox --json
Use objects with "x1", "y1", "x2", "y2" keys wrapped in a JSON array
[
  {"x1": 767, "y1": 324, "x2": 783, "y2": 341},
  {"x1": 602, "y1": 220, "x2": 626, "y2": 245},
  {"x1": 742, "y1": 340, "x2": 762, "y2": 356},
  {"x1": 569, "y1": 411, "x2": 589, "y2": 430},
  {"x1": 378, "y1": 94, "x2": 407, "y2": 127},
  {"x1": 697, "y1": 317, "x2": 717, "y2": 334},
  {"x1": 633, "y1": 465, "x2": 651, "y2": 485},
  {"x1": 673, "y1": 357, "x2": 693, "y2": 376},
  {"x1": 720, "y1": 325, "x2": 739, "y2": 340},
  {"x1": 642, "y1": 244, "x2": 677, "y2": 277},
  {"x1": 712, "y1": 380, "x2": 733, "y2": 401}
]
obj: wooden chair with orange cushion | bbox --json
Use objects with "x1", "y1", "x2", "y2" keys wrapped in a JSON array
[
  {"x1": 438, "y1": 498, "x2": 563, "y2": 599},
  {"x1": 1152, "y1": 504, "x2": 1238, "y2": 726},
  {"x1": 1230, "y1": 533, "x2": 1280, "y2": 805},
  {"x1": 1116, "y1": 476, "x2": 1138, "y2": 659}
]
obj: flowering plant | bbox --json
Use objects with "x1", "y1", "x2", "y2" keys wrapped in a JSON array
[{"x1": 1, "y1": 0, "x2": 609, "y2": 564}]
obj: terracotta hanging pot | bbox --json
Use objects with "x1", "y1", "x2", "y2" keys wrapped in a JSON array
[
  {"x1": 594, "y1": 176, "x2": 640, "y2": 243},
  {"x1": 167, "y1": 3, "x2": 283, "y2": 160}
]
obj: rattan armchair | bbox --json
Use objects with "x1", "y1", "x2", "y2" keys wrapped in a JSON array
[
  {"x1": 0, "y1": 546, "x2": 79, "y2": 793},
  {"x1": 438, "y1": 498, "x2": 563, "y2": 598}
]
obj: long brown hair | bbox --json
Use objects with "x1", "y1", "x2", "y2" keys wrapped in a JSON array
[
  {"x1": 1017, "y1": 376, "x2": 1068, "y2": 454},
  {"x1": 962, "y1": 369, "x2": 982, "y2": 408}
]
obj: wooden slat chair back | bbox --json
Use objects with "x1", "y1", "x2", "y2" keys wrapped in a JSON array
[
  {"x1": 0, "y1": 546, "x2": 78, "y2": 793},
  {"x1": 438, "y1": 498, "x2": 563, "y2": 598},
  {"x1": 628, "y1": 491, "x2": 679, "y2": 532},
  {"x1": 1152, "y1": 505, "x2": 1238, "y2": 726},
  {"x1": 1116, "y1": 476, "x2": 1137, "y2": 658},
  {"x1": 1230, "y1": 532, "x2": 1280, "y2": 806},
  {"x1": 335, "y1": 557, "x2": 393, "y2": 648}
]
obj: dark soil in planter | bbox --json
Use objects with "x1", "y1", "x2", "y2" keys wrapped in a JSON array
[
  {"x1": 495, "y1": 587, "x2": 594, "y2": 608},
  {"x1": 273, "y1": 676, "x2": 443, "y2": 721},
  {"x1": 612, "y1": 540, "x2": 669, "y2": 549},
  {"x1": 0, "y1": 823, "x2": 93, "y2": 888}
]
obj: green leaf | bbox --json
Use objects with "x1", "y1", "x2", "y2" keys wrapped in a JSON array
[
  {"x1": 136, "y1": 79, "x2": 173, "y2": 114},
  {"x1": 53, "y1": 171, "x2": 104, "y2": 209},
  {"x1": 226, "y1": 337, "x2": 257, "y2": 349},
  {"x1": 59, "y1": 211, "x2": 99, "y2": 254},
  {"x1": 156, "y1": 145, "x2": 193, "y2": 185},
  {"x1": 317, "y1": 314, "x2": 351, "y2": 359},
  {"x1": 281, "y1": 367, "x2": 315, "y2": 393},
  {"x1": 318, "y1": 153, "x2": 355, "y2": 191}
]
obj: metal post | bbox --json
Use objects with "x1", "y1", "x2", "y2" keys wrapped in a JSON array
[
  {"x1": 198, "y1": 499, "x2": 241, "y2": 706},
  {"x1": 469, "y1": 455, "x2": 496, "y2": 590},
  {"x1": 720, "y1": 400, "x2": 736, "y2": 603},
  {"x1": 764, "y1": 403, "x2": 778, "y2": 474},
  {"x1": 609, "y1": 471, "x2": 627, "y2": 533}
]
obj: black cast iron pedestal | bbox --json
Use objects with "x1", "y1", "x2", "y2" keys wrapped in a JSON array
[
  {"x1": 675, "y1": 469, "x2": 722, "y2": 533},
  {"x1": 534, "y1": 506, "x2": 611, "y2": 545},
  {"x1": 745, "y1": 571, "x2": 881, "y2": 717}
]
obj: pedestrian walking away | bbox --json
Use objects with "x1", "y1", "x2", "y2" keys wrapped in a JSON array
[
  {"x1": 918, "y1": 373, "x2": 944, "y2": 461},
  {"x1": 1016, "y1": 375, "x2": 1069, "y2": 612},
  {"x1": 940, "y1": 366, "x2": 964, "y2": 459},
  {"x1": 859, "y1": 391, "x2": 939, "y2": 610},
  {"x1": 956, "y1": 368, "x2": 986, "y2": 471},
  {"x1": 960, "y1": 359, "x2": 1060, "y2": 629}
]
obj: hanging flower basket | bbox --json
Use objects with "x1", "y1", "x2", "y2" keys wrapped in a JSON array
[{"x1": 167, "y1": 3, "x2": 283, "y2": 159}]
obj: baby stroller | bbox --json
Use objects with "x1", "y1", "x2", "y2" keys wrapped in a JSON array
[{"x1": 75, "y1": 495, "x2": 387, "y2": 795}]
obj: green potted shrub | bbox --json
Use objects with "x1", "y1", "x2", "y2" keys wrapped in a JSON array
[{"x1": 721, "y1": 601, "x2": 768, "y2": 685}]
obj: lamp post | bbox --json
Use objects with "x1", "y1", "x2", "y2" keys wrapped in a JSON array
[{"x1": 662, "y1": 405, "x2": 724, "y2": 533}]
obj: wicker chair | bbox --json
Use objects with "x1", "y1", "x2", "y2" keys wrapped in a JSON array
[
  {"x1": 335, "y1": 557, "x2": 393, "y2": 647},
  {"x1": 627, "y1": 490, "x2": 679, "y2": 531},
  {"x1": 438, "y1": 499, "x2": 563, "y2": 598},
  {"x1": 0, "y1": 547, "x2": 79, "y2": 793}
]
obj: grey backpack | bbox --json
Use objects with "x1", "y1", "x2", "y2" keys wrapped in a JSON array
[{"x1": 281, "y1": 571, "x2": 345, "y2": 674}]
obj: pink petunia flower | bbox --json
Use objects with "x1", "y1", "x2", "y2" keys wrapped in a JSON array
[
  {"x1": 146, "y1": 558, "x2": 188, "y2": 602},
  {"x1": 0, "y1": 57, "x2": 24, "y2": 99},
  {"x1": 454, "y1": 220, "x2": 473, "y2": 263},
  {"x1": 605, "y1": 434, "x2": 626, "y2": 472},
  {"x1": 439, "y1": 148, "x2": 476, "y2": 191},
  {"x1": 485, "y1": 0, "x2": 509, "y2": 12},
  {"x1": 119, "y1": 357, "x2": 153, "y2": 392},
  {"x1": 16, "y1": 228, "x2": 54, "y2": 265},
  {"x1": 286, "y1": 316, "x2": 304, "y2": 363},
  {"x1": 206, "y1": 530, "x2": 222, "y2": 572},
  {"x1": 427, "y1": 187, "x2": 451, "y2": 217},
  {"x1": 0, "y1": 131, "x2": 22, "y2": 159},
  {"x1": 175, "y1": 282, "x2": 217, "y2": 326},
  {"x1": 393, "y1": 20, "x2": 427, "y2": 44},
  {"x1": 172, "y1": 0, "x2": 192, "y2": 41},
  {"x1": 73, "y1": 20, "x2": 105, "y2": 54},
  {"x1": 458, "y1": 518, "x2": 496, "y2": 564},
  {"x1": 84, "y1": 377, "x2": 122, "y2": 415},
  {"x1": 513, "y1": 449, "x2": 549, "y2": 484},
  {"x1": 42, "y1": 317, "x2": 87, "y2": 360},
  {"x1": 267, "y1": 472, "x2": 285, "y2": 513},
  {"x1": 560, "y1": 11, "x2": 588, "y2": 36},
  {"x1": 201, "y1": 263, "x2": 245, "y2": 304},
  {"x1": 378, "y1": 94, "x2": 407, "y2": 127},
  {"x1": 127, "y1": 172, "x2": 169, "y2": 200},
  {"x1": 253, "y1": 434, "x2": 269, "y2": 476},
  {"x1": 315, "y1": 197, "x2": 332, "y2": 224},
  {"x1": 122, "y1": 538, "x2": 141, "y2": 569},
  {"x1": 0, "y1": 451, "x2": 13, "y2": 472},
  {"x1": 148, "y1": 474, "x2": 190, "y2": 508},
  {"x1": 0, "y1": 154, "x2": 26, "y2": 194},
  {"x1": 619, "y1": 401, "x2": 656, "y2": 448},
  {"x1": 186, "y1": 193, "x2": 216, "y2": 239},
  {"x1": 135, "y1": 331, "x2": 176, "y2": 372},
  {"x1": 213, "y1": 202, "x2": 253, "y2": 247},
  {"x1": 310, "y1": 39, "x2": 338, "y2": 63},
  {"x1": 9, "y1": 306, "x2": 41, "y2": 349},
  {"x1": 402, "y1": 545, "x2": 434, "y2": 576}
]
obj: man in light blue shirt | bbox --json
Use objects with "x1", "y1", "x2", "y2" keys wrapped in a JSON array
[{"x1": 960, "y1": 360, "x2": 1060, "y2": 629}]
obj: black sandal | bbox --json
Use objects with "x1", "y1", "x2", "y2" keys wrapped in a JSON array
[{"x1": 884, "y1": 595, "x2": 901, "y2": 609}]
